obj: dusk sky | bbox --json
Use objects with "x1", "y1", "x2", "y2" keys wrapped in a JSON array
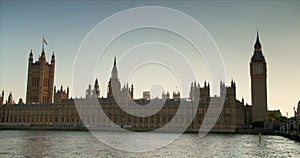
[{"x1": 0, "y1": 1, "x2": 299, "y2": 117}]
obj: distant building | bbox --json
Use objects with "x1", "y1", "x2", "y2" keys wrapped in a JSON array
[
  {"x1": 85, "y1": 79, "x2": 100, "y2": 99},
  {"x1": 54, "y1": 86, "x2": 69, "y2": 103},
  {"x1": 0, "y1": 55, "x2": 252, "y2": 132},
  {"x1": 143, "y1": 91, "x2": 150, "y2": 100},
  {"x1": 26, "y1": 47, "x2": 55, "y2": 104},
  {"x1": 0, "y1": 33, "x2": 274, "y2": 132}
]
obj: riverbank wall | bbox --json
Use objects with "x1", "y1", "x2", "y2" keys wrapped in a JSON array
[{"x1": 1, "y1": 125, "x2": 299, "y2": 142}]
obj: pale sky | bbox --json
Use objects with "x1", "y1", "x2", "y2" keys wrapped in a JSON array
[{"x1": 0, "y1": 1, "x2": 299, "y2": 117}]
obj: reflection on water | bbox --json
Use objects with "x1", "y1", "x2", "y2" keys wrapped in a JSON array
[{"x1": 0, "y1": 130, "x2": 299, "y2": 157}]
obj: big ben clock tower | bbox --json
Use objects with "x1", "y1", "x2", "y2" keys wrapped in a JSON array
[{"x1": 250, "y1": 32, "x2": 268, "y2": 122}]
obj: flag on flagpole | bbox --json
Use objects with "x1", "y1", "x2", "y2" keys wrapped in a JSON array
[{"x1": 43, "y1": 37, "x2": 48, "y2": 45}]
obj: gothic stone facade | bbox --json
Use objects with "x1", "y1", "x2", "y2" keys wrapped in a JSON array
[
  {"x1": 26, "y1": 48, "x2": 55, "y2": 104},
  {"x1": 0, "y1": 55, "x2": 252, "y2": 133},
  {"x1": 0, "y1": 82, "x2": 251, "y2": 133},
  {"x1": 1, "y1": 33, "x2": 272, "y2": 132}
]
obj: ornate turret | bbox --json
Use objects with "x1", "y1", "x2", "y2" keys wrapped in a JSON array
[
  {"x1": 7, "y1": 92, "x2": 14, "y2": 104},
  {"x1": 54, "y1": 85, "x2": 69, "y2": 103},
  {"x1": 0, "y1": 90, "x2": 4, "y2": 106},
  {"x1": 200, "y1": 81, "x2": 210, "y2": 103},
  {"x1": 190, "y1": 81, "x2": 200, "y2": 102},
  {"x1": 29, "y1": 49, "x2": 33, "y2": 63},
  {"x1": 130, "y1": 84, "x2": 134, "y2": 99},
  {"x1": 173, "y1": 91, "x2": 180, "y2": 100},
  {"x1": 231, "y1": 79, "x2": 236, "y2": 89},
  {"x1": 18, "y1": 98, "x2": 24, "y2": 104},
  {"x1": 220, "y1": 81, "x2": 226, "y2": 97},
  {"x1": 51, "y1": 52, "x2": 55, "y2": 64},
  {"x1": 40, "y1": 48, "x2": 46, "y2": 62},
  {"x1": 229, "y1": 80, "x2": 236, "y2": 100},
  {"x1": 162, "y1": 91, "x2": 170, "y2": 100},
  {"x1": 296, "y1": 101, "x2": 300, "y2": 118},
  {"x1": 94, "y1": 79, "x2": 100, "y2": 98},
  {"x1": 67, "y1": 87, "x2": 69, "y2": 98},
  {"x1": 86, "y1": 84, "x2": 92, "y2": 99}
]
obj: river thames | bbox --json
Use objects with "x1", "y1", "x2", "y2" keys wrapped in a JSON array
[{"x1": 0, "y1": 130, "x2": 299, "y2": 157}]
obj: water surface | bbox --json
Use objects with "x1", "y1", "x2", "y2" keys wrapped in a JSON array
[{"x1": 0, "y1": 130, "x2": 299, "y2": 157}]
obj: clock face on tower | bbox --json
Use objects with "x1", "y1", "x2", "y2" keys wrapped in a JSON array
[{"x1": 253, "y1": 64, "x2": 263, "y2": 74}]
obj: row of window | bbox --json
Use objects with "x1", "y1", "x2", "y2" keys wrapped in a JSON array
[
  {"x1": 1, "y1": 116, "x2": 79, "y2": 123},
  {"x1": 31, "y1": 77, "x2": 39, "y2": 87},
  {"x1": 31, "y1": 77, "x2": 49, "y2": 87},
  {"x1": 43, "y1": 78, "x2": 49, "y2": 87}
]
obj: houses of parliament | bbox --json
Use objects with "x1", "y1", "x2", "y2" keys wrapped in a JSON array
[{"x1": 1, "y1": 33, "x2": 294, "y2": 133}]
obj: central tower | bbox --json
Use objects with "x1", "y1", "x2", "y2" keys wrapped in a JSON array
[
  {"x1": 250, "y1": 32, "x2": 268, "y2": 122},
  {"x1": 107, "y1": 57, "x2": 121, "y2": 99}
]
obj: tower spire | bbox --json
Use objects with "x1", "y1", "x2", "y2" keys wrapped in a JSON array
[
  {"x1": 111, "y1": 57, "x2": 118, "y2": 78},
  {"x1": 254, "y1": 31, "x2": 261, "y2": 51},
  {"x1": 114, "y1": 56, "x2": 116, "y2": 67}
]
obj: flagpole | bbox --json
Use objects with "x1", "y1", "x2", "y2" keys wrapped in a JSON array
[{"x1": 42, "y1": 35, "x2": 44, "y2": 50}]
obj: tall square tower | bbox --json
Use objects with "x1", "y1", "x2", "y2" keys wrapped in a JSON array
[
  {"x1": 26, "y1": 48, "x2": 55, "y2": 104},
  {"x1": 250, "y1": 33, "x2": 268, "y2": 122}
]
